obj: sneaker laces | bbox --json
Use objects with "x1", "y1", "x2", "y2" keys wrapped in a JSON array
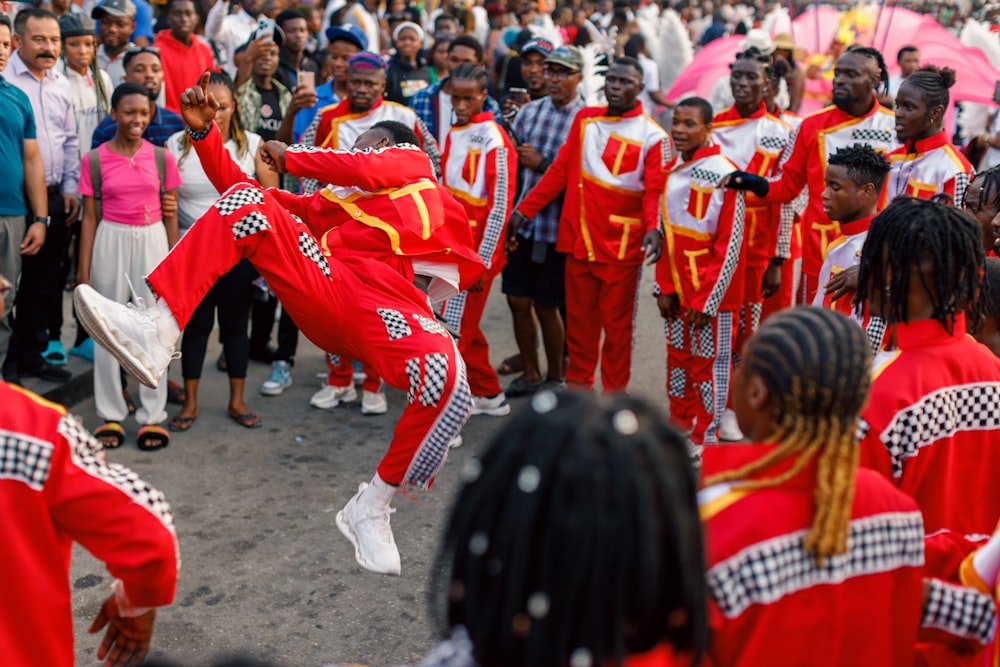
[
  {"x1": 356, "y1": 503, "x2": 396, "y2": 544},
  {"x1": 123, "y1": 274, "x2": 151, "y2": 315}
]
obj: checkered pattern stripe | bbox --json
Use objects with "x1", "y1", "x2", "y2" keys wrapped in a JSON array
[
  {"x1": 420, "y1": 354, "x2": 449, "y2": 407},
  {"x1": 440, "y1": 292, "x2": 467, "y2": 334},
  {"x1": 704, "y1": 310, "x2": 734, "y2": 445},
  {"x1": 403, "y1": 341, "x2": 473, "y2": 489},
  {"x1": 669, "y1": 367, "x2": 686, "y2": 399},
  {"x1": 214, "y1": 187, "x2": 264, "y2": 217},
  {"x1": 880, "y1": 382, "x2": 1000, "y2": 479},
  {"x1": 59, "y1": 415, "x2": 176, "y2": 533},
  {"x1": 749, "y1": 302, "x2": 762, "y2": 333},
  {"x1": 703, "y1": 193, "x2": 745, "y2": 317},
  {"x1": 777, "y1": 125, "x2": 800, "y2": 168},
  {"x1": 699, "y1": 380, "x2": 714, "y2": 417},
  {"x1": 476, "y1": 146, "x2": 509, "y2": 271},
  {"x1": 413, "y1": 314, "x2": 450, "y2": 338},
  {"x1": 954, "y1": 171, "x2": 971, "y2": 209},
  {"x1": 852, "y1": 128, "x2": 894, "y2": 143},
  {"x1": 666, "y1": 318, "x2": 684, "y2": 350},
  {"x1": 0, "y1": 429, "x2": 54, "y2": 490},
  {"x1": 692, "y1": 167, "x2": 723, "y2": 184},
  {"x1": 232, "y1": 211, "x2": 270, "y2": 241},
  {"x1": 922, "y1": 578, "x2": 997, "y2": 646},
  {"x1": 707, "y1": 510, "x2": 925, "y2": 619},
  {"x1": 866, "y1": 316, "x2": 887, "y2": 355},
  {"x1": 760, "y1": 135, "x2": 786, "y2": 151},
  {"x1": 377, "y1": 308, "x2": 412, "y2": 340},
  {"x1": 327, "y1": 353, "x2": 340, "y2": 366},
  {"x1": 298, "y1": 232, "x2": 331, "y2": 279},
  {"x1": 692, "y1": 320, "x2": 716, "y2": 359},
  {"x1": 776, "y1": 203, "x2": 794, "y2": 258}
]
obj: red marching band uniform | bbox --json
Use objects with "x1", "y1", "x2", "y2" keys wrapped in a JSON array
[
  {"x1": 655, "y1": 145, "x2": 745, "y2": 445},
  {"x1": 516, "y1": 104, "x2": 669, "y2": 392},
  {"x1": 883, "y1": 130, "x2": 975, "y2": 208},
  {"x1": 439, "y1": 111, "x2": 517, "y2": 399}
]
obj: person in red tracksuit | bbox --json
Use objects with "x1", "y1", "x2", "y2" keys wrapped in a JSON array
[
  {"x1": 75, "y1": 74, "x2": 480, "y2": 577},
  {"x1": 510, "y1": 57, "x2": 669, "y2": 393},
  {"x1": 700, "y1": 307, "x2": 996, "y2": 667},
  {"x1": 654, "y1": 97, "x2": 745, "y2": 448},
  {"x1": 439, "y1": 63, "x2": 517, "y2": 416}
]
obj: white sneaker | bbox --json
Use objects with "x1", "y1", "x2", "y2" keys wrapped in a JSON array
[
  {"x1": 448, "y1": 434, "x2": 463, "y2": 448},
  {"x1": 73, "y1": 284, "x2": 177, "y2": 389},
  {"x1": 310, "y1": 383, "x2": 358, "y2": 409},
  {"x1": 361, "y1": 390, "x2": 388, "y2": 415},
  {"x1": 719, "y1": 409, "x2": 745, "y2": 441},
  {"x1": 260, "y1": 360, "x2": 293, "y2": 396},
  {"x1": 335, "y1": 482, "x2": 401, "y2": 575},
  {"x1": 472, "y1": 392, "x2": 511, "y2": 416}
]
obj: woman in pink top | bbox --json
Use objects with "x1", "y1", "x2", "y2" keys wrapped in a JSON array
[{"x1": 77, "y1": 82, "x2": 181, "y2": 451}]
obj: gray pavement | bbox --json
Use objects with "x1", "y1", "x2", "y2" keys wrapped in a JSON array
[{"x1": 68, "y1": 272, "x2": 668, "y2": 666}]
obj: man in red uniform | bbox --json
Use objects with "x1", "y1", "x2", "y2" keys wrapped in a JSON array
[
  {"x1": 74, "y1": 74, "x2": 480, "y2": 576},
  {"x1": 2, "y1": 261, "x2": 178, "y2": 667},
  {"x1": 857, "y1": 197, "x2": 1000, "y2": 538},
  {"x1": 509, "y1": 57, "x2": 669, "y2": 393}
]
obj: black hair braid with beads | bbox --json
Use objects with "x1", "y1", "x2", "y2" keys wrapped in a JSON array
[
  {"x1": 845, "y1": 45, "x2": 890, "y2": 97},
  {"x1": 964, "y1": 165, "x2": 1000, "y2": 211},
  {"x1": 856, "y1": 197, "x2": 985, "y2": 334}
]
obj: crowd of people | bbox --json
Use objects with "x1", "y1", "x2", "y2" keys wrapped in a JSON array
[{"x1": 6, "y1": 0, "x2": 1000, "y2": 664}]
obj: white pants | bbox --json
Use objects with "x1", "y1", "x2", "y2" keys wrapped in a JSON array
[{"x1": 90, "y1": 220, "x2": 169, "y2": 425}]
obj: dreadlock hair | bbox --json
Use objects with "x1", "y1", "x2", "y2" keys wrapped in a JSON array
[
  {"x1": 371, "y1": 119, "x2": 420, "y2": 147},
  {"x1": 901, "y1": 65, "x2": 956, "y2": 111},
  {"x1": 827, "y1": 143, "x2": 891, "y2": 192},
  {"x1": 178, "y1": 69, "x2": 249, "y2": 166},
  {"x1": 845, "y1": 45, "x2": 890, "y2": 97},
  {"x1": 703, "y1": 307, "x2": 872, "y2": 564},
  {"x1": 432, "y1": 391, "x2": 707, "y2": 667},
  {"x1": 856, "y1": 197, "x2": 985, "y2": 334},
  {"x1": 980, "y1": 256, "x2": 1000, "y2": 327},
  {"x1": 964, "y1": 165, "x2": 1000, "y2": 212},
  {"x1": 449, "y1": 62, "x2": 489, "y2": 91}
]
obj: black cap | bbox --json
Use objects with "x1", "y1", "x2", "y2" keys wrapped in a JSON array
[{"x1": 59, "y1": 14, "x2": 95, "y2": 39}]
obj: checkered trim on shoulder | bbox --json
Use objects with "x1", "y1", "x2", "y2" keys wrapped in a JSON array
[
  {"x1": 413, "y1": 314, "x2": 451, "y2": 338},
  {"x1": 760, "y1": 135, "x2": 787, "y2": 151},
  {"x1": 880, "y1": 382, "x2": 1000, "y2": 479},
  {"x1": 851, "y1": 128, "x2": 894, "y2": 143},
  {"x1": 707, "y1": 510, "x2": 924, "y2": 619},
  {"x1": 214, "y1": 186, "x2": 264, "y2": 217},
  {"x1": 59, "y1": 414, "x2": 176, "y2": 533},
  {"x1": 232, "y1": 211, "x2": 270, "y2": 241},
  {"x1": 298, "y1": 232, "x2": 331, "y2": 279},
  {"x1": 922, "y1": 578, "x2": 997, "y2": 647},
  {"x1": 0, "y1": 429, "x2": 54, "y2": 490},
  {"x1": 692, "y1": 167, "x2": 723, "y2": 184},
  {"x1": 377, "y1": 308, "x2": 412, "y2": 340}
]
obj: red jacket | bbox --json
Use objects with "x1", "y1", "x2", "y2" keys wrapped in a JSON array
[
  {"x1": 0, "y1": 383, "x2": 178, "y2": 667},
  {"x1": 516, "y1": 104, "x2": 670, "y2": 265},
  {"x1": 152, "y1": 30, "x2": 214, "y2": 115}
]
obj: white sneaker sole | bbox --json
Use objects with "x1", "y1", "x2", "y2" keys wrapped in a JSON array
[
  {"x1": 310, "y1": 391, "x2": 358, "y2": 409},
  {"x1": 335, "y1": 509, "x2": 401, "y2": 576},
  {"x1": 260, "y1": 378, "x2": 292, "y2": 396},
  {"x1": 472, "y1": 403, "x2": 511, "y2": 416},
  {"x1": 74, "y1": 285, "x2": 160, "y2": 389},
  {"x1": 361, "y1": 403, "x2": 388, "y2": 415}
]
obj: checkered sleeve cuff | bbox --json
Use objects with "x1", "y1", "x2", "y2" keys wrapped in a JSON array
[{"x1": 922, "y1": 578, "x2": 997, "y2": 647}]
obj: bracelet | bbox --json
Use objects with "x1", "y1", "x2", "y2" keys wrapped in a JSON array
[{"x1": 186, "y1": 125, "x2": 211, "y2": 142}]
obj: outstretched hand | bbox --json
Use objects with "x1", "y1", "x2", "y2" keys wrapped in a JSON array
[
  {"x1": 88, "y1": 595, "x2": 157, "y2": 667},
  {"x1": 180, "y1": 71, "x2": 219, "y2": 133},
  {"x1": 261, "y1": 140, "x2": 289, "y2": 174}
]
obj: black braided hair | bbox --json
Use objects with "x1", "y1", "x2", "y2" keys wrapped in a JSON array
[
  {"x1": 827, "y1": 143, "x2": 891, "y2": 192},
  {"x1": 981, "y1": 256, "x2": 1000, "y2": 325},
  {"x1": 845, "y1": 45, "x2": 890, "y2": 97},
  {"x1": 856, "y1": 197, "x2": 985, "y2": 333},
  {"x1": 964, "y1": 165, "x2": 1000, "y2": 211},
  {"x1": 432, "y1": 391, "x2": 707, "y2": 667},
  {"x1": 901, "y1": 64, "x2": 956, "y2": 110},
  {"x1": 449, "y1": 62, "x2": 489, "y2": 91},
  {"x1": 731, "y1": 46, "x2": 772, "y2": 74}
]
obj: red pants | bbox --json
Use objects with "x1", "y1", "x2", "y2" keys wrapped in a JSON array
[
  {"x1": 147, "y1": 183, "x2": 471, "y2": 488},
  {"x1": 565, "y1": 257, "x2": 640, "y2": 393},
  {"x1": 325, "y1": 354, "x2": 382, "y2": 394},
  {"x1": 734, "y1": 265, "x2": 765, "y2": 361},
  {"x1": 440, "y1": 276, "x2": 502, "y2": 398},
  {"x1": 665, "y1": 310, "x2": 735, "y2": 445}
]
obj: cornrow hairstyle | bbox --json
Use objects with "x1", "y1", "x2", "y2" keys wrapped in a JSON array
[
  {"x1": 964, "y1": 165, "x2": 1000, "y2": 212},
  {"x1": 845, "y1": 45, "x2": 890, "y2": 97},
  {"x1": 827, "y1": 143, "x2": 891, "y2": 192},
  {"x1": 371, "y1": 119, "x2": 420, "y2": 147},
  {"x1": 901, "y1": 64, "x2": 956, "y2": 110},
  {"x1": 431, "y1": 391, "x2": 708, "y2": 667},
  {"x1": 703, "y1": 306, "x2": 873, "y2": 564},
  {"x1": 676, "y1": 96, "x2": 714, "y2": 124},
  {"x1": 178, "y1": 69, "x2": 249, "y2": 165},
  {"x1": 449, "y1": 62, "x2": 488, "y2": 91},
  {"x1": 856, "y1": 197, "x2": 985, "y2": 333}
]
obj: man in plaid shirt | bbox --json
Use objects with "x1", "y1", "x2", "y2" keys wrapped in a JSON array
[{"x1": 500, "y1": 46, "x2": 584, "y2": 396}]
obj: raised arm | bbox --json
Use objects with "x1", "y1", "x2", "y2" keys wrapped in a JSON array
[{"x1": 284, "y1": 142, "x2": 437, "y2": 190}]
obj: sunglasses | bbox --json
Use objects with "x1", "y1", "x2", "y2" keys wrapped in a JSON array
[{"x1": 125, "y1": 45, "x2": 161, "y2": 57}]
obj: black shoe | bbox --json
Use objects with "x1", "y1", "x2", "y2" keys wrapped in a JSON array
[{"x1": 20, "y1": 362, "x2": 72, "y2": 383}]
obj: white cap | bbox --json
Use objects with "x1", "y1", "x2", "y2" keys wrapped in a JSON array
[{"x1": 740, "y1": 28, "x2": 776, "y2": 56}]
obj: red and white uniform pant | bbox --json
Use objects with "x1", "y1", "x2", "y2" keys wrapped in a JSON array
[{"x1": 440, "y1": 277, "x2": 502, "y2": 398}]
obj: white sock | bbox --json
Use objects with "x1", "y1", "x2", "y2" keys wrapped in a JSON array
[
  {"x1": 362, "y1": 473, "x2": 397, "y2": 508},
  {"x1": 973, "y1": 527, "x2": 1000, "y2": 589},
  {"x1": 154, "y1": 298, "x2": 180, "y2": 346}
]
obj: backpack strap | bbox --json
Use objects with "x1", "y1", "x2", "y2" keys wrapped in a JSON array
[
  {"x1": 87, "y1": 148, "x2": 102, "y2": 222},
  {"x1": 154, "y1": 145, "x2": 167, "y2": 196}
]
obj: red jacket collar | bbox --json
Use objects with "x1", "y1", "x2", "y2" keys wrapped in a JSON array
[
  {"x1": 894, "y1": 312, "x2": 967, "y2": 350},
  {"x1": 898, "y1": 130, "x2": 950, "y2": 155},
  {"x1": 666, "y1": 144, "x2": 720, "y2": 171},
  {"x1": 831, "y1": 95, "x2": 887, "y2": 123},
  {"x1": 453, "y1": 111, "x2": 494, "y2": 127},
  {"x1": 602, "y1": 103, "x2": 644, "y2": 119},
  {"x1": 715, "y1": 100, "x2": 767, "y2": 122},
  {"x1": 839, "y1": 212, "x2": 876, "y2": 237}
]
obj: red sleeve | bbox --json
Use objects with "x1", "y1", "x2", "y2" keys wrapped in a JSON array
[
  {"x1": 858, "y1": 412, "x2": 896, "y2": 482},
  {"x1": 643, "y1": 138, "x2": 668, "y2": 234},
  {"x1": 516, "y1": 114, "x2": 580, "y2": 219},
  {"x1": 691, "y1": 189, "x2": 744, "y2": 316},
  {"x1": 285, "y1": 144, "x2": 435, "y2": 190},
  {"x1": 46, "y1": 414, "x2": 178, "y2": 608},
  {"x1": 763, "y1": 123, "x2": 810, "y2": 205}
]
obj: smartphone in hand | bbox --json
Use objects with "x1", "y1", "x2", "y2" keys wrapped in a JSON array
[
  {"x1": 298, "y1": 70, "x2": 316, "y2": 93},
  {"x1": 257, "y1": 17, "x2": 276, "y2": 42},
  {"x1": 509, "y1": 87, "x2": 530, "y2": 106}
]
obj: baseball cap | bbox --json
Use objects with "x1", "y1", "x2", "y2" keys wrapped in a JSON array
[
  {"x1": 520, "y1": 37, "x2": 553, "y2": 58},
  {"x1": 91, "y1": 0, "x2": 137, "y2": 20},
  {"x1": 739, "y1": 28, "x2": 775, "y2": 56},
  {"x1": 325, "y1": 24, "x2": 368, "y2": 51},
  {"x1": 544, "y1": 45, "x2": 582, "y2": 73},
  {"x1": 59, "y1": 14, "x2": 95, "y2": 39}
]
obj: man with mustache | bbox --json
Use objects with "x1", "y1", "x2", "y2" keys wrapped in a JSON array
[{"x1": 3, "y1": 8, "x2": 78, "y2": 385}]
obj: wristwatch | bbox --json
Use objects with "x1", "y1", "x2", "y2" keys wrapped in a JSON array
[{"x1": 33, "y1": 215, "x2": 51, "y2": 227}]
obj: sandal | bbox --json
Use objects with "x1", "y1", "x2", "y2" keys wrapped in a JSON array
[
  {"x1": 506, "y1": 373, "x2": 543, "y2": 397},
  {"x1": 167, "y1": 381, "x2": 186, "y2": 405},
  {"x1": 229, "y1": 411, "x2": 262, "y2": 429},
  {"x1": 136, "y1": 425, "x2": 170, "y2": 451},
  {"x1": 94, "y1": 422, "x2": 125, "y2": 449},
  {"x1": 43, "y1": 340, "x2": 68, "y2": 365},
  {"x1": 496, "y1": 353, "x2": 524, "y2": 376},
  {"x1": 169, "y1": 414, "x2": 197, "y2": 432}
]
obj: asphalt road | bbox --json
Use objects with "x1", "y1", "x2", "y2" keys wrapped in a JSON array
[{"x1": 69, "y1": 271, "x2": 669, "y2": 666}]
